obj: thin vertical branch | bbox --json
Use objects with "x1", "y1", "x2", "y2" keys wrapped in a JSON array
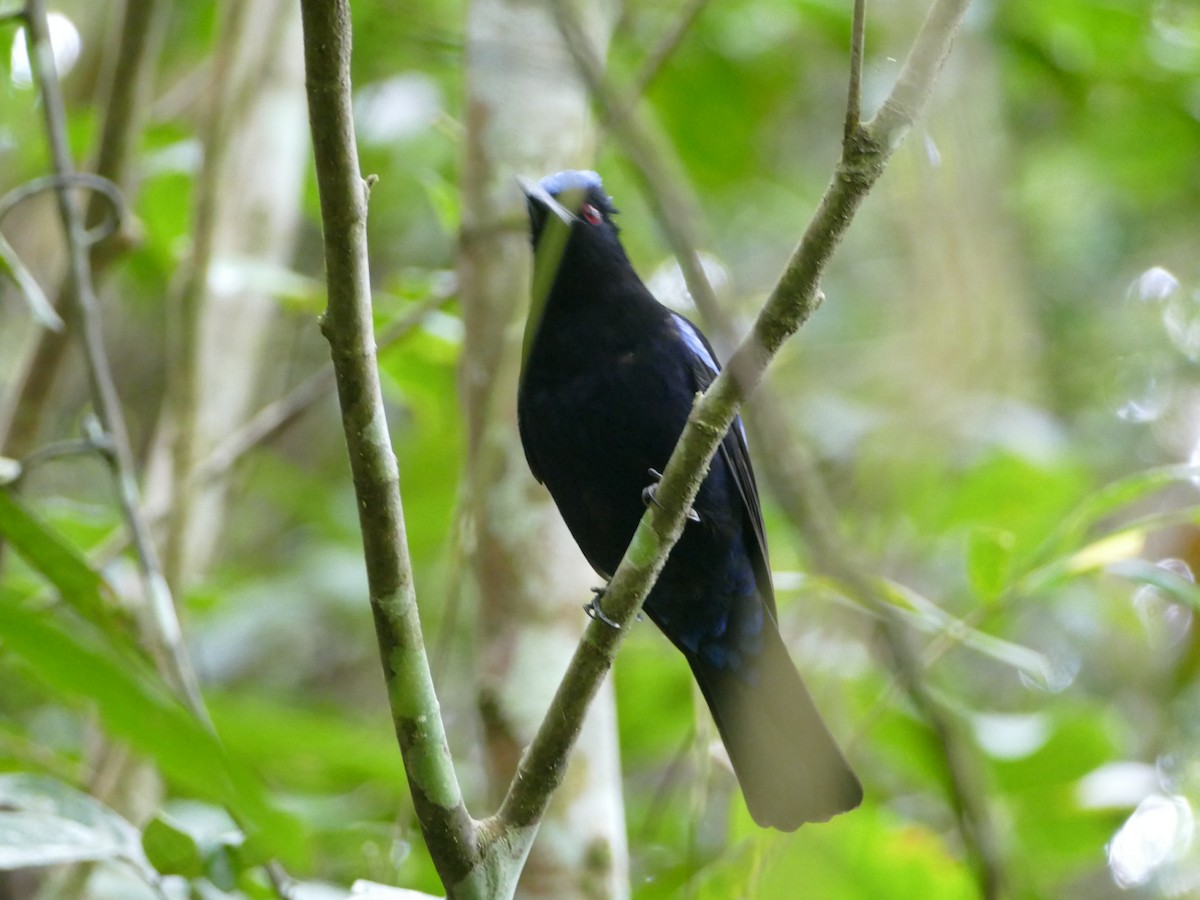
[
  {"x1": 844, "y1": 0, "x2": 867, "y2": 144},
  {"x1": 23, "y1": 0, "x2": 211, "y2": 727},
  {"x1": 298, "y1": 2, "x2": 485, "y2": 894}
]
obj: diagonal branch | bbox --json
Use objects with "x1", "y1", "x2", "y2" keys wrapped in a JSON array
[
  {"x1": 548, "y1": 0, "x2": 723, "y2": 330},
  {"x1": 492, "y1": 0, "x2": 974, "y2": 837},
  {"x1": 628, "y1": 0, "x2": 711, "y2": 100}
]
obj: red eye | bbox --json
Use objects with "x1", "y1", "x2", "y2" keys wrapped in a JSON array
[{"x1": 581, "y1": 203, "x2": 603, "y2": 225}]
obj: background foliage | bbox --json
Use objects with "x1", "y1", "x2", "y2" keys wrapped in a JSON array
[{"x1": 2, "y1": 0, "x2": 1200, "y2": 897}]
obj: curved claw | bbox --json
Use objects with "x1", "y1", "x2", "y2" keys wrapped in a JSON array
[
  {"x1": 641, "y1": 468, "x2": 664, "y2": 509},
  {"x1": 584, "y1": 589, "x2": 620, "y2": 629},
  {"x1": 641, "y1": 467, "x2": 701, "y2": 523}
]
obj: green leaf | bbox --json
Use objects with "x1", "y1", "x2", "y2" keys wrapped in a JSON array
[
  {"x1": 0, "y1": 774, "x2": 150, "y2": 876},
  {"x1": 1020, "y1": 503, "x2": 1200, "y2": 593},
  {"x1": 0, "y1": 812, "x2": 130, "y2": 870},
  {"x1": 203, "y1": 840, "x2": 240, "y2": 892},
  {"x1": 0, "y1": 594, "x2": 309, "y2": 865},
  {"x1": 0, "y1": 490, "x2": 142, "y2": 664},
  {"x1": 966, "y1": 527, "x2": 1016, "y2": 601},
  {"x1": 420, "y1": 169, "x2": 460, "y2": 236},
  {"x1": 1026, "y1": 464, "x2": 1200, "y2": 571},
  {"x1": 0, "y1": 488, "x2": 114, "y2": 625},
  {"x1": 141, "y1": 812, "x2": 204, "y2": 878},
  {"x1": 710, "y1": 805, "x2": 976, "y2": 899}
]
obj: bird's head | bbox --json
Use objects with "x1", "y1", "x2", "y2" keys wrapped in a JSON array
[
  {"x1": 517, "y1": 170, "x2": 627, "y2": 375},
  {"x1": 519, "y1": 169, "x2": 619, "y2": 251}
]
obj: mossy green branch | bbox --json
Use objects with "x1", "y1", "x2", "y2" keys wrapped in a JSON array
[
  {"x1": 298, "y1": 0, "x2": 480, "y2": 891},
  {"x1": 490, "y1": 0, "x2": 972, "y2": 843}
]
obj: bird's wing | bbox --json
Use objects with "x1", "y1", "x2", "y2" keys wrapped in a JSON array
[
  {"x1": 516, "y1": 404, "x2": 544, "y2": 484},
  {"x1": 670, "y1": 313, "x2": 776, "y2": 619}
]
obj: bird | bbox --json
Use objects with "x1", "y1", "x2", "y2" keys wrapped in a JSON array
[{"x1": 515, "y1": 169, "x2": 862, "y2": 830}]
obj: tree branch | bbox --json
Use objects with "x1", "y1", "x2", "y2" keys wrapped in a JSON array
[
  {"x1": 554, "y1": 1, "x2": 1005, "y2": 890},
  {"x1": 492, "y1": 0, "x2": 974, "y2": 837},
  {"x1": 628, "y1": 0, "x2": 711, "y2": 100},
  {"x1": 548, "y1": 0, "x2": 722, "y2": 329},
  {"x1": 0, "y1": 0, "x2": 167, "y2": 459},
  {"x1": 844, "y1": 0, "x2": 867, "y2": 143},
  {"x1": 23, "y1": 0, "x2": 210, "y2": 728},
  {"x1": 297, "y1": 1, "x2": 485, "y2": 893}
]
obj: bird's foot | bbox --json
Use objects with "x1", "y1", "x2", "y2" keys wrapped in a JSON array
[
  {"x1": 584, "y1": 586, "x2": 620, "y2": 629},
  {"x1": 641, "y1": 468, "x2": 700, "y2": 522}
]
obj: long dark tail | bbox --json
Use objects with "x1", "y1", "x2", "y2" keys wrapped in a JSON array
[{"x1": 685, "y1": 621, "x2": 862, "y2": 830}]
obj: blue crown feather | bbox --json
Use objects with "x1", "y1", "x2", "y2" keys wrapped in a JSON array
[{"x1": 539, "y1": 169, "x2": 605, "y2": 198}]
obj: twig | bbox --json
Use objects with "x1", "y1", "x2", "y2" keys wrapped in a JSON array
[
  {"x1": 628, "y1": 0, "x2": 710, "y2": 100},
  {"x1": 195, "y1": 287, "x2": 454, "y2": 485},
  {"x1": 0, "y1": 230, "x2": 61, "y2": 330},
  {"x1": 548, "y1": 0, "x2": 722, "y2": 330},
  {"x1": 12, "y1": 436, "x2": 111, "y2": 482},
  {"x1": 298, "y1": 1, "x2": 483, "y2": 894},
  {"x1": 844, "y1": 0, "x2": 867, "y2": 144},
  {"x1": 0, "y1": 173, "x2": 125, "y2": 332},
  {"x1": 0, "y1": 0, "x2": 167, "y2": 460},
  {"x1": 0, "y1": 173, "x2": 126, "y2": 245},
  {"x1": 23, "y1": 0, "x2": 211, "y2": 728}
]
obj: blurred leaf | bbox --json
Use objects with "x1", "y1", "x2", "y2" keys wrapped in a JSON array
[
  {"x1": 0, "y1": 774, "x2": 150, "y2": 876},
  {"x1": 1022, "y1": 501, "x2": 1200, "y2": 592},
  {"x1": 966, "y1": 527, "x2": 1015, "y2": 601},
  {"x1": 708, "y1": 805, "x2": 976, "y2": 899},
  {"x1": 141, "y1": 812, "x2": 204, "y2": 878},
  {"x1": 1026, "y1": 464, "x2": 1200, "y2": 570},
  {"x1": 204, "y1": 840, "x2": 240, "y2": 892},
  {"x1": 0, "y1": 594, "x2": 309, "y2": 865},
  {"x1": 208, "y1": 692, "x2": 405, "y2": 798},
  {"x1": 0, "y1": 489, "x2": 146, "y2": 692},
  {"x1": 0, "y1": 488, "x2": 116, "y2": 628},
  {"x1": 878, "y1": 580, "x2": 1054, "y2": 684},
  {"x1": 1058, "y1": 531, "x2": 1144, "y2": 578}
]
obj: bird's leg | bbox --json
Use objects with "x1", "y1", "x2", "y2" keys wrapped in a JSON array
[
  {"x1": 641, "y1": 467, "x2": 701, "y2": 522},
  {"x1": 584, "y1": 585, "x2": 620, "y2": 629}
]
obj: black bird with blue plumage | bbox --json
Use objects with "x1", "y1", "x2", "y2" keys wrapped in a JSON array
[{"x1": 516, "y1": 169, "x2": 861, "y2": 830}]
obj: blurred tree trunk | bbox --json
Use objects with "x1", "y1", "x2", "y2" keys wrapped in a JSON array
[
  {"x1": 878, "y1": 35, "x2": 1045, "y2": 439},
  {"x1": 148, "y1": 0, "x2": 308, "y2": 586},
  {"x1": 459, "y1": 0, "x2": 628, "y2": 896}
]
